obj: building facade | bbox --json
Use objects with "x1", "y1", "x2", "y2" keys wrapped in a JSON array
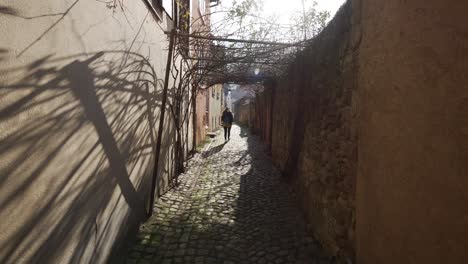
[
  {"x1": 195, "y1": 89, "x2": 209, "y2": 146},
  {"x1": 207, "y1": 84, "x2": 224, "y2": 132},
  {"x1": 0, "y1": 0, "x2": 201, "y2": 263}
]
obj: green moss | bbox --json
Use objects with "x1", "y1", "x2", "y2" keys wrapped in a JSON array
[{"x1": 196, "y1": 138, "x2": 211, "y2": 151}]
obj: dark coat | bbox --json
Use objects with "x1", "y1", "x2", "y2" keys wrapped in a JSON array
[{"x1": 222, "y1": 111, "x2": 234, "y2": 125}]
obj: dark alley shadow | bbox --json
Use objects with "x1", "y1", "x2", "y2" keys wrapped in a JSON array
[
  {"x1": 234, "y1": 132, "x2": 330, "y2": 263},
  {"x1": 123, "y1": 126, "x2": 334, "y2": 263},
  {"x1": 239, "y1": 123, "x2": 249, "y2": 138},
  {"x1": 0, "y1": 47, "x2": 168, "y2": 263},
  {"x1": 201, "y1": 141, "x2": 227, "y2": 159}
]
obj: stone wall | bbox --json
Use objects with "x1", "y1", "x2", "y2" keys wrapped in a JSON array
[
  {"x1": 248, "y1": 0, "x2": 468, "y2": 263},
  {"x1": 233, "y1": 97, "x2": 254, "y2": 127},
  {"x1": 254, "y1": 2, "x2": 357, "y2": 261},
  {"x1": 254, "y1": 83, "x2": 274, "y2": 148},
  {"x1": 275, "y1": 2, "x2": 356, "y2": 261},
  {"x1": 0, "y1": 1, "x2": 192, "y2": 263}
]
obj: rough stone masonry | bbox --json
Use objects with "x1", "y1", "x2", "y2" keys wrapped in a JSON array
[{"x1": 267, "y1": 2, "x2": 357, "y2": 262}]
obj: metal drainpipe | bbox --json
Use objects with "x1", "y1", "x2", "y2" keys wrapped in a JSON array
[{"x1": 148, "y1": 29, "x2": 176, "y2": 217}]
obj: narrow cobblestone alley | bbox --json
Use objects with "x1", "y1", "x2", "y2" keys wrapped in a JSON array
[{"x1": 123, "y1": 125, "x2": 331, "y2": 264}]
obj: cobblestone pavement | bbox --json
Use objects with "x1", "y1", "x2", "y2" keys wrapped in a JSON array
[{"x1": 124, "y1": 125, "x2": 332, "y2": 264}]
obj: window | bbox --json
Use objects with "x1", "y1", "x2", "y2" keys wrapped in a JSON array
[
  {"x1": 146, "y1": 0, "x2": 173, "y2": 19},
  {"x1": 161, "y1": 0, "x2": 173, "y2": 18}
]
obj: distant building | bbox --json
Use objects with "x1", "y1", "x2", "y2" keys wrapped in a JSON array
[
  {"x1": 233, "y1": 94, "x2": 255, "y2": 127},
  {"x1": 223, "y1": 83, "x2": 233, "y2": 110},
  {"x1": 207, "y1": 84, "x2": 224, "y2": 132},
  {"x1": 195, "y1": 88, "x2": 208, "y2": 145}
]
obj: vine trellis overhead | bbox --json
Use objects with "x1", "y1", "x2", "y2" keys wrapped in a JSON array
[
  {"x1": 166, "y1": 30, "x2": 308, "y2": 87},
  {"x1": 148, "y1": 3, "x2": 318, "y2": 215}
]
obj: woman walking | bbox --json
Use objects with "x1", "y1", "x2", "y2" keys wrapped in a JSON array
[{"x1": 222, "y1": 108, "x2": 234, "y2": 141}]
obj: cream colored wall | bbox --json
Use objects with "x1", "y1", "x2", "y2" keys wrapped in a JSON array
[
  {"x1": 208, "y1": 84, "x2": 223, "y2": 131},
  {"x1": 191, "y1": 0, "x2": 209, "y2": 28},
  {"x1": 0, "y1": 0, "x2": 183, "y2": 263}
]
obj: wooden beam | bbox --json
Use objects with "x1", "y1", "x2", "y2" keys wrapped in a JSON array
[
  {"x1": 186, "y1": 57, "x2": 288, "y2": 65},
  {"x1": 165, "y1": 31, "x2": 306, "y2": 47}
]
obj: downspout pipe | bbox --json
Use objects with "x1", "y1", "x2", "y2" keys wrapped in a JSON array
[{"x1": 148, "y1": 29, "x2": 176, "y2": 217}]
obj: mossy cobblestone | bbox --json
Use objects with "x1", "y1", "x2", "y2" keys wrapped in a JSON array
[{"x1": 124, "y1": 125, "x2": 332, "y2": 264}]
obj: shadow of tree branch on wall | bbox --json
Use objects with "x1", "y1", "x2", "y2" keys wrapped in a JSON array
[
  {"x1": 0, "y1": 0, "x2": 82, "y2": 57},
  {"x1": 0, "y1": 48, "x2": 167, "y2": 263},
  {"x1": 0, "y1": 0, "x2": 145, "y2": 58},
  {"x1": 0, "y1": 5, "x2": 65, "y2": 19},
  {"x1": 0, "y1": 6, "x2": 19, "y2": 16}
]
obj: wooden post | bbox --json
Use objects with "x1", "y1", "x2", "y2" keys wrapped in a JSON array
[
  {"x1": 192, "y1": 84, "x2": 197, "y2": 151},
  {"x1": 269, "y1": 80, "x2": 276, "y2": 152},
  {"x1": 148, "y1": 29, "x2": 176, "y2": 217}
]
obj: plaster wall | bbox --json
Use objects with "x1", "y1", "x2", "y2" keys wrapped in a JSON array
[
  {"x1": 195, "y1": 89, "x2": 208, "y2": 145},
  {"x1": 0, "y1": 0, "x2": 186, "y2": 262},
  {"x1": 190, "y1": 0, "x2": 210, "y2": 146},
  {"x1": 208, "y1": 84, "x2": 223, "y2": 131}
]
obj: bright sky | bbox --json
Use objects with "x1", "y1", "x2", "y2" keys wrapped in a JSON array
[
  {"x1": 263, "y1": 0, "x2": 346, "y2": 23},
  {"x1": 214, "y1": 0, "x2": 347, "y2": 25}
]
